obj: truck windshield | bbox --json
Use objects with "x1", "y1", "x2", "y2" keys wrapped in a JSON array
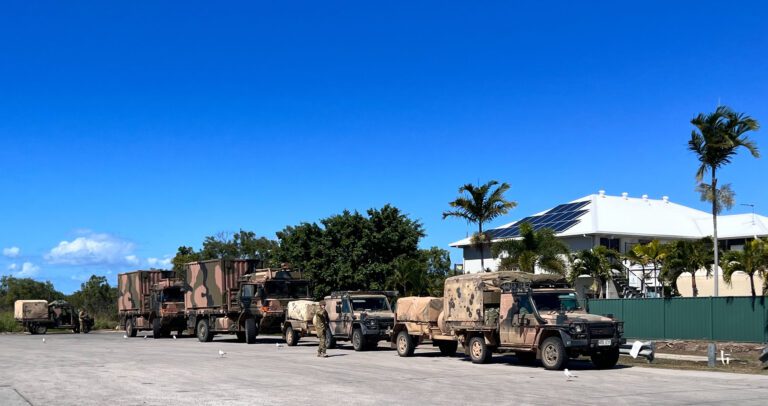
[
  {"x1": 241, "y1": 284, "x2": 255, "y2": 299},
  {"x1": 350, "y1": 297, "x2": 390, "y2": 312},
  {"x1": 531, "y1": 292, "x2": 582, "y2": 312},
  {"x1": 264, "y1": 281, "x2": 309, "y2": 298},
  {"x1": 161, "y1": 287, "x2": 184, "y2": 302}
]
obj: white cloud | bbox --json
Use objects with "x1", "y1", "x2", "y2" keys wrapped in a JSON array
[
  {"x1": 7, "y1": 263, "x2": 18, "y2": 271},
  {"x1": 45, "y1": 232, "x2": 137, "y2": 266},
  {"x1": 147, "y1": 257, "x2": 172, "y2": 268},
  {"x1": 16, "y1": 262, "x2": 40, "y2": 277},
  {"x1": 3, "y1": 246, "x2": 20, "y2": 258}
]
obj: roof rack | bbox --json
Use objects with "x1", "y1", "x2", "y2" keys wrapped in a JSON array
[{"x1": 328, "y1": 290, "x2": 399, "y2": 298}]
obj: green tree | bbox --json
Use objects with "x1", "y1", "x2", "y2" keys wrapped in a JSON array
[
  {"x1": 626, "y1": 240, "x2": 668, "y2": 297},
  {"x1": 689, "y1": 106, "x2": 760, "y2": 295},
  {"x1": 277, "y1": 205, "x2": 425, "y2": 299},
  {"x1": 421, "y1": 246, "x2": 452, "y2": 296},
  {"x1": 492, "y1": 222, "x2": 570, "y2": 274},
  {"x1": 0, "y1": 276, "x2": 64, "y2": 310},
  {"x1": 171, "y1": 245, "x2": 202, "y2": 280},
  {"x1": 722, "y1": 238, "x2": 768, "y2": 297},
  {"x1": 442, "y1": 180, "x2": 517, "y2": 271},
  {"x1": 67, "y1": 275, "x2": 118, "y2": 325},
  {"x1": 662, "y1": 238, "x2": 714, "y2": 297},
  {"x1": 569, "y1": 246, "x2": 622, "y2": 299}
]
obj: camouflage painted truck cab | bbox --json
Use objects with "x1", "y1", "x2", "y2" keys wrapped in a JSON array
[
  {"x1": 394, "y1": 272, "x2": 625, "y2": 370},
  {"x1": 184, "y1": 260, "x2": 311, "y2": 344},
  {"x1": 324, "y1": 291, "x2": 396, "y2": 351},
  {"x1": 14, "y1": 300, "x2": 92, "y2": 334},
  {"x1": 118, "y1": 270, "x2": 184, "y2": 338}
]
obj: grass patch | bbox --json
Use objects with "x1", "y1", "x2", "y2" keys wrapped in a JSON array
[
  {"x1": 0, "y1": 311, "x2": 24, "y2": 333},
  {"x1": 620, "y1": 355, "x2": 768, "y2": 375}
]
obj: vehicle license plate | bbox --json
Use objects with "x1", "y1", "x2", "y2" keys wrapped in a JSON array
[{"x1": 598, "y1": 339, "x2": 611, "y2": 346}]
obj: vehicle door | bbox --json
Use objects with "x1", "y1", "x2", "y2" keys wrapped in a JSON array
[
  {"x1": 327, "y1": 300, "x2": 342, "y2": 335},
  {"x1": 341, "y1": 297, "x2": 353, "y2": 336},
  {"x1": 506, "y1": 294, "x2": 536, "y2": 346}
]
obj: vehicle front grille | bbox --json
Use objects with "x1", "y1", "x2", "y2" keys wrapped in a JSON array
[{"x1": 589, "y1": 323, "x2": 615, "y2": 338}]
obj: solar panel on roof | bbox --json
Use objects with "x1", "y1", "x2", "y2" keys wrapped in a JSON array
[{"x1": 486, "y1": 200, "x2": 590, "y2": 239}]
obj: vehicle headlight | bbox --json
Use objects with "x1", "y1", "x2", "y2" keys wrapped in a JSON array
[
  {"x1": 365, "y1": 319, "x2": 378, "y2": 328},
  {"x1": 569, "y1": 323, "x2": 585, "y2": 334}
]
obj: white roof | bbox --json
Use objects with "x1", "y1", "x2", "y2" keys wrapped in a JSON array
[{"x1": 449, "y1": 193, "x2": 768, "y2": 247}]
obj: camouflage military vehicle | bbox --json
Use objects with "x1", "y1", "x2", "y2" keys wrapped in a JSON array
[
  {"x1": 392, "y1": 271, "x2": 625, "y2": 370},
  {"x1": 119, "y1": 270, "x2": 185, "y2": 338},
  {"x1": 15, "y1": 300, "x2": 93, "y2": 334},
  {"x1": 390, "y1": 296, "x2": 458, "y2": 356},
  {"x1": 184, "y1": 260, "x2": 311, "y2": 343},
  {"x1": 281, "y1": 300, "x2": 321, "y2": 346},
  {"x1": 324, "y1": 291, "x2": 396, "y2": 351}
]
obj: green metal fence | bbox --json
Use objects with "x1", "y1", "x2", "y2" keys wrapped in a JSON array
[{"x1": 586, "y1": 297, "x2": 768, "y2": 343}]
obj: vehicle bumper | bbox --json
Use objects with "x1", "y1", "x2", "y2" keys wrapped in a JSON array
[{"x1": 564, "y1": 337, "x2": 625, "y2": 349}]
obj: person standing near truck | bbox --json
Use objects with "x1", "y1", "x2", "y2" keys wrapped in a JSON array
[
  {"x1": 313, "y1": 301, "x2": 329, "y2": 358},
  {"x1": 78, "y1": 309, "x2": 88, "y2": 334}
]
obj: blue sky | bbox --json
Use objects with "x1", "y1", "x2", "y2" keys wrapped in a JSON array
[{"x1": 1, "y1": 1, "x2": 766, "y2": 293}]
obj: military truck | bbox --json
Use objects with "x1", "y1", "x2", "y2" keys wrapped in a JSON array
[
  {"x1": 118, "y1": 270, "x2": 186, "y2": 338},
  {"x1": 184, "y1": 259, "x2": 311, "y2": 343},
  {"x1": 392, "y1": 272, "x2": 625, "y2": 370},
  {"x1": 323, "y1": 291, "x2": 396, "y2": 351},
  {"x1": 15, "y1": 300, "x2": 93, "y2": 334}
]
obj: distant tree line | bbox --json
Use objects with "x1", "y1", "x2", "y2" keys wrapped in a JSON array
[{"x1": 171, "y1": 204, "x2": 453, "y2": 299}]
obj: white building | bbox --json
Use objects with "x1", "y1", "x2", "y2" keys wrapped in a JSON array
[{"x1": 449, "y1": 191, "x2": 768, "y2": 297}]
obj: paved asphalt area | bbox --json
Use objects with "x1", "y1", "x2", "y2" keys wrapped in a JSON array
[{"x1": 1, "y1": 331, "x2": 766, "y2": 405}]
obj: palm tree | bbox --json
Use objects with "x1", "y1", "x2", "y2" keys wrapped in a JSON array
[
  {"x1": 722, "y1": 238, "x2": 768, "y2": 297},
  {"x1": 695, "y1": 183, "x2": 735, "y2": 214},
  {"x1": 492, "y1": 222, "x2": 570, "y2": 274},
  {"x1": 662, "y1": 238, "x2": 714, "y2": 297},
  {"x1": 688, "y1": 106, "x2": 760, "y2": 296},
  {"x1": 443, "y1": 180, "x2": 517, "y2": 271},
  {"x1": 569, "y1": 246, "x2": 622, "y2": 298},
  {"x1": 627, "y1": 240, "x2": 668, "y2": 297}
]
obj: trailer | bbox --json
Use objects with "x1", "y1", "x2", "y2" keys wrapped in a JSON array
[{"x1": 281, "y1": 300, "x2": 321, "y2": 346}]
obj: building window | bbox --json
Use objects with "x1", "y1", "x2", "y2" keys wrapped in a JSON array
[{"x1": 600, "y1": 237, "x2": 620, "y2": 252}]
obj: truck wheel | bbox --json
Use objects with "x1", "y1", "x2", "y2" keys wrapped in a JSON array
[
  {"x1": 36, "y1": 325, "x2": 47, "y2": 335},
  {"x1": 152, "y1": 319, "x2": 162, "y2": 339},
  {"x1": 126, "y1": 318, "x2": 137, "y2": 337},
  {"x1": 325, "y1": 328, "x2": 336, "y2": 349},
  {"x1": 285, "y1": 325, "x2": 299, "y2": 346},
  {"x1": 352, "y1": 328, "x2": 365, "y2": 351},
  {"x1": 396, "y1": 331, "x2": 415, "y2": 357},
  {"x1": 245, "y1": 318, "x2": 258, "y2": 344},
  {"x1": 591, "y1": 348, "x2": 620, "y2": 369},
  {"x1": 541, "y1": 337, "x2": 568, "y2": 370},
  {"x1": 437, "y1": 340, "x2": 458, "y2": 356},
  {"x1": 468, "y1": 336, "x2": 491, "y2": 364},
  {"x1": 196, "y1": 319, "x2": 213, "y2": 342},
  {"x1": 27, "y1": 324, "x2": 37, "y2": 335}
]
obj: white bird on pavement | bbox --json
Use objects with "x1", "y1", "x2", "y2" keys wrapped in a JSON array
[
  {"x1": 173, "y1": 335, "x2": 177, "y2": 340},
  {"x1": 276, "y1": 343, "x2": 283, "y2": 349},
  {"x1": 144, "y1": 335, "x2": 148, "y2": 339},
  {"x1": 564, "y1": 369, "x2": 577, "y2": 380},
  {"x1": 42, "y1": 338, "x2": 46, "y2": 343},
  {"x1": 218, "y1": 349, "x2": 226, "y2": 358},
  {"x1": 123, "y1": 334, "x2": 128, "y2": 339}
]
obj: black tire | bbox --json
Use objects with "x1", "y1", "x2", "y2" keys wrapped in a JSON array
[
  {"x1": 196, "y1": 319, "x2": 213, "y2": 342},
  {"x1": 28, "y1": 324, "x2": 37, "y2": 335},
  {"x1": 245, "y1": 318, "x2": 257, "y2": 344},
  {"x1": 325, "y1": 328, "x2": 336, "y2": 349},
  {"x1": 152, "y1": 319, "x2": 162, "y2": 339},
  {"x1": 126, "y1": 318, "x2": 137, "y2": 337},
  {"x1": 352, "y1": 328, "x2": 365, "y2": 351},
  {"x1": 540, "y1": 336, "x2": 568, "y2": 370},
  {"x1": 396, "y1": 331, "x2": 415, "y2": 357},
  {"x1": 468, "y1": 336, "x2": 491, "y2": 364},
  {"x1": 285, "y1": 325, "x2": 299, "y2": 346},
  {"x1": 591, "y1": 348, "x2": 620, "y2": 369},
  {"x1": 36, "y1": 325, "x2": 47, "y2": 335},
  {"x1": 437, "y1": 340, "x2": 458, "y2": 356}
]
